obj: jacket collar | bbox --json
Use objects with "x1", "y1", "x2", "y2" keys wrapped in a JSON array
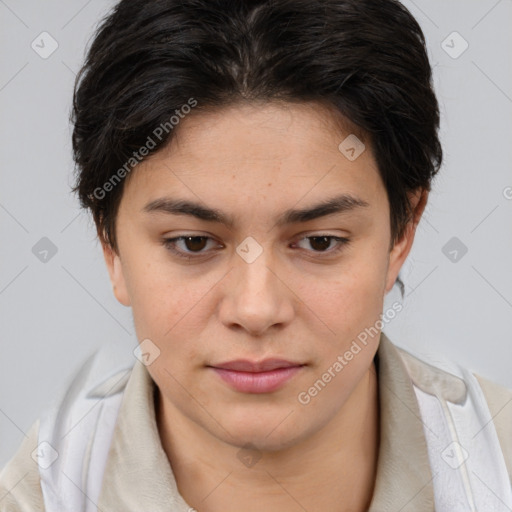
[
  {"x1": 98, "y1": 356, "x2": 191, "y2": 511},
  {"x1": 368, "y1": 332, "x2": 435, "y2": 511}
]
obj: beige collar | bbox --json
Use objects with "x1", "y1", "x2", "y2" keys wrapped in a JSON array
[{"x1": 368, "y1": 332, "x2": 436, "y2": 511}]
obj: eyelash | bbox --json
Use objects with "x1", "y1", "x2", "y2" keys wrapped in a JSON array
[{"x1": 162, "y1": 235, "x2": 350, "y2": 261}]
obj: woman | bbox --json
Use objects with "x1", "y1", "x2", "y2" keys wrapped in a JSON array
[{"x1": 1, "y1": 0, "x2": 511, "y2": 510}]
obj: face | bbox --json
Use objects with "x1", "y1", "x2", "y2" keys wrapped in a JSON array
[{"x1": 103, "y1": 101, "x2": 422, "y2": 451}]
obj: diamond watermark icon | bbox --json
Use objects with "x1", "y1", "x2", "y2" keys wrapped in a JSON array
[
  {"x1": 134, "y1": 338, "x2": 161, "y2": 366},
  {"x1": 32, "y1": 237, "x2": 58, "y2": 263},
  {"x1": 31, "y1": 32, "x2": 59, "y2": 59},
  {"x1": 236, "y1": 236, "x2": 263, "y2": 264},
  {"x1": 442, "y1": 236, "x2": 468, "y2": 263},
  {"x1": 31, "y1": 441, "x2": 59, "y2": 469},
  {"x1": 236, "y1": 443, "x2": 262, "y2": 468},
  {"x1": 338, "y1": 134, "x2": 365, "y2": 161},
  {"x1": 441, "y1": 441, "x2": 469, "y2": 469},
  {"x1": 441, "y1": 31, "x2": 468, "y2": 59}
]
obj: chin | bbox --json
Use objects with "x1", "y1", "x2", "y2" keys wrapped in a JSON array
[{"x1": 217, "y1": 409, "x2": 314, "y2": 453}]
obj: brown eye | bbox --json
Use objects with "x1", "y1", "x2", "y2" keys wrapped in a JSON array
[
  {"x1": 294, "y1": 235, "x2": 350, "y2": 255},
  {"x1": 308, "y1": 236, "x2": 333, "y2": 251},
  {"x1": 182, "y1": 236, "x2": 208, "y2": 252},
  {"x1": 162, "y1": 235, "x2": 220, "y2": 260}
]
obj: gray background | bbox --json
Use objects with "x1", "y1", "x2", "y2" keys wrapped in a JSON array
[{"x1": 1, "y1": 0, "x2": 511, "y2": 467}]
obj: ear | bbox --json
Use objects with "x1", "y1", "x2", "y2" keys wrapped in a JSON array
[
  {"x1": 101, "y1": 241, "x2": 132, "y2": 307},
  {"x1": 385, "y1": 188, "x2": 429, "y2": 293}
]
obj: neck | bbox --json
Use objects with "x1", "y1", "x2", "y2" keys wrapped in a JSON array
[{"x1": 156, "y1": 363, "x2": 380, "y2": 512}]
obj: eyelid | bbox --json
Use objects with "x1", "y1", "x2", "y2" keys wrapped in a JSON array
[
  {"x1": 162, "y1": 235, "x2": 222, "y2": 260},
  {"x1": 292, "y1": 235, "x2": 350, "y2": 254}
]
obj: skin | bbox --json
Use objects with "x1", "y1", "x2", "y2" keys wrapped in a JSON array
[{"x1": 102, "y1": 101, "x2": 427, "y2": 512}]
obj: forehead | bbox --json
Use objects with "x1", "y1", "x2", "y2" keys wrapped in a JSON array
[
  {"x1": 120, "y1": 101, "x2": 385, "y2": 214},
  {"x1": 163, "y1": 100, "x2": 369, "y2": 164}
]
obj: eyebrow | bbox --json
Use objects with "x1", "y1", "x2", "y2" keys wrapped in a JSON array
[{"x1": 142, "y1": 193, "x2": 370, "y2": 228}]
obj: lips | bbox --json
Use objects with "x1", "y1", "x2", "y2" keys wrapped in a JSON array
[
  {"x1": 208, "y1": 359, "x2": 305, "y2": 393},
  {"x1": 210, "y1": 359, "x2": 302, "y2": 372}
]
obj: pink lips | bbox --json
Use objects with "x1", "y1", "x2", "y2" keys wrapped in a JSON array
[{"x1": 209, "y1": 359, "x2": 304, "y2": 393}]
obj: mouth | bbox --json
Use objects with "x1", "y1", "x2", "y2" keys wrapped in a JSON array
[{"x1": 207, "y1": 359, "x2": 306, "y2": 393}]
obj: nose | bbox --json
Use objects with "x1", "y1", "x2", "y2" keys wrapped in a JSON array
[{"x1": 218, "y1": 243, "x2": 294, "y2": 336}]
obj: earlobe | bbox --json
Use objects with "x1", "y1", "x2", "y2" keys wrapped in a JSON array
[
  {"x1": 384, "y1": 189, "x2": 429, "y2": 294},
  {"x1": 385, "y1": 224, "x2": 414, "y2": 294},
  {"x1": 102, "y1": 243, "x2": 131, "y2": 307}
]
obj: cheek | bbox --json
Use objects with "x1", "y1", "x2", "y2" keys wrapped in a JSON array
[
  {"x1": 120, "y1": 248, "x2": 189, "y2": 342},
  {"x1": 293, "y1": 250, "x2": 388, "y2": 343},
  {"x1": 124, "y1": 250, "x2": 221, "y2": 364}
]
